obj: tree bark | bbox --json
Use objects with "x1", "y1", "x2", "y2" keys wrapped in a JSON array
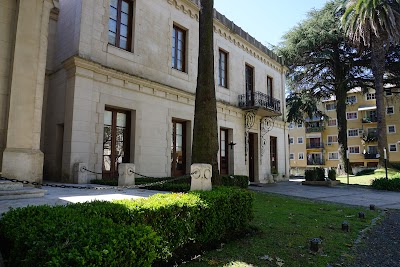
[
  {"x1": 192, "y1": 0, "x2": 220, "y2": 181},
  {"x1": 371, "y1": 32, "x2": 389, "y2": 167}
]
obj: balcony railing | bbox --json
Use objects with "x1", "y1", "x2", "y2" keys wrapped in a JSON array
[
  {"x1": 362, "y1": 134, "x2": 378, "y2": 142},
  {"x1": 362, "y1": 117, "x2": 378, "y2": 123},
  {"x1": 307, "y1": 159, "x2": 325, "y2": 165},
  {"x1": 306, "y1": 126, "x2": 324, "y2": 133},
  {"x1": 306, "y1": 143, "x2": 324, "y2": 149},
  {"x1": 238, "y1": 91, "x2": 281, "y2": 114},
  {"x1": 364, "y1": 153, "x2": 378, "y2": 159}
]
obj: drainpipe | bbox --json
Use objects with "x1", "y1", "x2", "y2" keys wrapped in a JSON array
[{"x1": 281, "y1": 68, "x2": 288, "y2": 178}]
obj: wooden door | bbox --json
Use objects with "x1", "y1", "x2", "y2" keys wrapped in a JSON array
[
  {"x1": 171, "y1": 120, "x2": 186, "y2": 177},
  {"x1": 270, "y1": 136, "x2": 277, "y2": 173},
  {"x1": 220, "y1": 129, "x2": 229, "y2": 175},
  {"x1": 249, "y1": 133, "x2": 255, "y2": 182}
]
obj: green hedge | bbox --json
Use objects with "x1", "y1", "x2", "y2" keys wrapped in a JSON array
[
  {"x1": 305, "y1": 168, "x2": 325, "y2": 181},
  {"x1": 0, "y1": 187, "x2": 253, "y2": 266},
  {"x1": 355, "y1": 169, "x2": 375, "y2": 176},
  {"x1": 371, "y1": 177, "x2": 400, "y2": 191},
  {"x1": 328, "y1": 169, "x2": 336, "y2": 180}
]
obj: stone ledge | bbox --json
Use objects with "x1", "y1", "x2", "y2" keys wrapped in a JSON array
[
  {"x1": 0, "y1": 188, "x2": 47, "y2": 200},
  {"x1": 0, "y1": 181, "x2": 23, "y2": 191},
  {"x1": 302, "y1": 180, "x2": 341, "y2": 187}
]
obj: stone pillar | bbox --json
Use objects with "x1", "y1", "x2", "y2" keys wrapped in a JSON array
[
  {"x1": 118, "y1": 164, "x2": 135, "y2": 186},
  {"x1": 1, "y1": 0, "x2": 59, "y2": 183},
  {"x1": 190, "y1": 164, "x2": 212, "y2": 191},
  {"x1": 73, "y1": 163, "x2": 88, "y2": 184}
]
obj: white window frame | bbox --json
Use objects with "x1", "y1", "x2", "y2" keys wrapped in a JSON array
[
  {"x1": 327, "y1": 119, "x2": 337, "y2": 127},
  {"x1": 327, "y1": 135, "x2": 338, "y2": 144},
  {"x1": 290, "y1": 153, "x2": 294, "y2": 160},
  {"x1": 366, "y1": 93, "x2": 376, "y2": 100},
  {"x1": 348, "y1": 129, "x2": 359, "y2": 137},
  {"x1": 388, "y1": 125, "x2": 396, "y2": 134},
  {"x1": 297, "y1": 137, "x2": 304, "y2": 144},
  {"x1": 289, "y1": 137, "x2": 294, "y2": 144},
  {"x1": 297, "y1": 123, "x2": 303, "y2": 128},
  {"x1": 328, "y1": 152, "x2": 339, "y2": 160},
  {"x1": 389, "y1": 144, "x2": 398, "y2": 152},
  {"x1": 349, "y1": 146, "x2": 360, "y2": 154},
  {"x1": 346, "y1": 112, "x2": 358, "y2": 120},
  {"x1": 326, "y1": 103, "x2": 336, "y2": 111},
  {"x1": 346, "y1": 95, "x2": 357, "y2": 104},
  {"x1": 386, "y1": 106, "x2": 394, "y2": 115},
  {"x1": 298, "y1": 152, "x2": 304, "y2": 160}
]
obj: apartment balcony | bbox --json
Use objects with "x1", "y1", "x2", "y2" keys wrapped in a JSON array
[
  {"x1": 306, "y1": 143, "x2": 324, "y2": 149},
  {"x1": 307, "y1": 159, "x2": 325, "y2": 165},
  {"x1": 238, "y1": 91, "x2": 281, "y2": 117},
  {"x1": 362, "y1": 133, "x2": 378, "y2": 143},
  {"x1": 306, "y1": 126, "x2": 324, "y2": 133},
  {"x1": 362, "y1": 117, "x2": 378, "y2": 123},
  {"x1": 364, "y1": 153, "x2": 378, "y2": 159}
]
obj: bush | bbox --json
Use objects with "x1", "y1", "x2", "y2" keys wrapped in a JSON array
[
  {"x1": 305, "y1": 168, "x2": 325, "y2": 181},
  {"x1": 355, "y1": 169, "x2": 375, "y2": 176},
  {"x1": 328, "y1": 169, "x2": 336, "y2": 180},
  {"x1": 0, "y1": 205, "x2": 159, "y2": 267},
  {"x1": 0, "y1": 187, "x2": 253, "y2": 266},
  {"x1": 371, "y1": 178, "x2": 400, "y2": 191},
  {"x1": 219, "y1": 175, "x2": 249, "y2": 188}
]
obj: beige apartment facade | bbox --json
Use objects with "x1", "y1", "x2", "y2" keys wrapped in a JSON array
[
  {"x1": 1, "y1": 0, "x2": 289, "y2": 184},
  {"x1": 289, "y1": 88, "x2": 400, "y2": 175}
]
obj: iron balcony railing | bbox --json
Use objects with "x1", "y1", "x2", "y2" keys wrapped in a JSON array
[
  {"x1": 307, "y1": 159, "x2": 325, "y2": 165},
  {"x1": 306, "y1": 126, "x2": 324, "y2": 133},
  {"x1": 238, "y1": 91, "x2": 281, "y2": 113},
  {"x1": 306, "y1": 142, "x2": 324, "y2": 149},
  {"x1": 362, "y1": 117, "x2": 378, "y2": 123},
  {"x1": 364, "y1": 153, "x2": 378, "y2": 159},
  {"x1": 362, "y1": 133, "x2": 378, "y2": 143}
]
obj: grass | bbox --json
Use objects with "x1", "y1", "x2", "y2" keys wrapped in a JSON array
[
  {"x1": 183, "y1": 192, "x2": 378, "y2": 267},
  {"x1": 337, "y1": 168, "x2": 400, "y2": 186}
]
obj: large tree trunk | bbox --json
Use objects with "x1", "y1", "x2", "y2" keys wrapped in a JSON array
[
  {"x1": 371, "y1": 33, "x2": 389, "y2": 167},
  {"x1": 192, "y1": 0, "x2": 220, "y2": 181}
]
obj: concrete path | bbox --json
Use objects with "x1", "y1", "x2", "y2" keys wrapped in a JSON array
[
  {"x1": 0, "y1": 183, "x2": 164, "y2": 216},
  {"x1": 250, "y1": 179, "x2": 400, "y2": 209}
]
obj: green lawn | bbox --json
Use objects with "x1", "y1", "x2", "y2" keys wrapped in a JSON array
[
  {"x1": 337, "y1": 168, "x2": 400, "y2": 186},
  {"x1": 183, "y1": 192, "x2": 378, "y2": 267}
]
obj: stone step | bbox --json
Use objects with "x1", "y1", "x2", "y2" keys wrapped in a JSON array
[
  {"x1": 0, "y1": 188, "x2": 47, "y2": 200},
  {"x1": 0, "y1": 180, "x2": 23, "y2": 191}
]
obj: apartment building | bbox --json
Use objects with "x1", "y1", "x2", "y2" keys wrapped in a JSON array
[
  {"x1": 289, "y1": 88, "x2": 400, "y2": 175},
  {"x1": 1, "y1": 0, "x2": 289, "y2": 184}
]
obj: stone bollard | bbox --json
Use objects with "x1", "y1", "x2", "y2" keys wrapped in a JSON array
[
  {"x1": 310, "y1": 238, "x2": 322, "y2": 252},
  {"x1": 73, "y1": 163, "x2": 88, "y2": 184},
  {"x1": 358, "y1": 212, "x2": 365, "y2": 219},
  {"x1": 118, "y1": 163, "x2": 135, "y2": 186},
  {"x1": 190, "y1": 164, "x2": 212, "y2": 191},
  {"x1": 370, "y1": 204, "x2": 375, "y2": 211},
  {"x1": 342, "y1": 221, "x2": 349, "y2": 232}
]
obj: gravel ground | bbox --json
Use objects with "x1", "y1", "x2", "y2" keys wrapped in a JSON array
[{"x1": 348, "y1": 210, "x2": 400, "y2": 267}]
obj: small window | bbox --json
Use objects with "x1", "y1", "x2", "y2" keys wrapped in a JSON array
[
  {"x1": 298, "y1": 153, "x2": 304, "y2": 160},
  {"x1": 218, "y1": 49, "x2": 228, "y2": 88},
  {"x1": 328, "y1": 152, "x2": 339, "y2": 160},
  {"x1": 386, "y1": 90, "x2": 393, "y2": 96},
  {"x1": 388, "y1": 125, "x2": 396, "y2": 133},
  {"x1": 389, "y1": 144, "x2": 398, "y2": 152},
  {"x1": 346, "y1": 112, "x2": 358, "y2": 120},
  {"x1": 288, "y1": 123, "x2": 294, "y2": 129},
  {"x1": 267, "y1": 76, "x2": 273, "y2": 97},
  {"x1": 348, "y1": 129, "x2": 359, "y2": 137},
  {"x1": 172, "y1": 25, "x2": 186, "y2": 72},
  {"x1": 327, "y1": 135, "x2": 338, "y2": 143},
  {"x1": 297, "y1": 123, "x2": 303, "y2": 128},
  {"x1": 349, "y1": 146, "x2": 360, "y2": 154},
  {"x1": 387, "y1": 106, "x2": 394, "y2": 115},
  {"x1": 108, "y1": 0, "x2": 133, "y2": 51},
  {"x1": 366, "y1": 93, "x2": 376, "y2": 100},
  {"x1": 297, "y1": 137, "x2": 303, "y2": 144},
  {"x1": 347, "y1": 95, "x2": 357, "y2": 104},
  {"x1": 290, "y1": 153, "x2": 294, "y2": 160},
  {"x1": 289, "y1": 137, "x2": 294, "y2": 144},
  {"x1": 328, "y1": 119, "x2": 337, "y2": 127},
  {"x1": 326, "y1": 103, "x2": 336, "y2": 111}
]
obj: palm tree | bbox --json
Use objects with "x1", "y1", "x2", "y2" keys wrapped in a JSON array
[
  {"x1": 192, "y1": 0, "x2": 220, "y2": 180},
  {"x1": 341, "y1": 0, "x2": 400, "y2": 166}
]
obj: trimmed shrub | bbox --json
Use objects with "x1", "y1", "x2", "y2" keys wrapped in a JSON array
[
  {"x1": 371, "y1": 178, "x2": 400, "y2": 191},
  {"x1": 219, "y1": 175, "x2": 249, "y2": 188},
  {"x1": 328, "y1": 169, "x2": 336, "y2": 180},
  {"x1": 305, "y1": 168, "x2": 325, "y2": 181},
  {"x1": 355, "y1": 169, "x2": 375, "y2": 176},
  {"x1": 0, "y1": 204, "x2": 159, "y2": 267}
]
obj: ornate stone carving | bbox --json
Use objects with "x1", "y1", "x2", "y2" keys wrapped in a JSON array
[
  {"x1": 190, "y1": 164, "x2": 212, "y2": 191},
  {"x1": 244, "y1": 110, "x2": 257, "y2": 162},
  {"x1": 260, "y1": 117, "x2": 275, "y2": 156},
  {"x1": 118, "y1": 163, "x2": 135, "y2": 186}
]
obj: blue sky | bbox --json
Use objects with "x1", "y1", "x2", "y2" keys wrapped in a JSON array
[{"x1": 214, "y1": 0, "x2": 329, "y2": 47}]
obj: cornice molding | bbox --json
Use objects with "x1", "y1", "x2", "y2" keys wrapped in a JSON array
[{"x1": 167, "y1": 0, "x2": 200, "y2": 21}]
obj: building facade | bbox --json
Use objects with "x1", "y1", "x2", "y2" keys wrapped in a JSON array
[
  {"x1": 1, "y1": 0, "x2": 289, "y2": 184},
  {"x1": 289, "y1": 88, "x2": 400, "y2": 175}
]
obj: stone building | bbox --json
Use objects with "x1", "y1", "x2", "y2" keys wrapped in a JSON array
[{"x1": 1, "y1": 0, "x2": 289, "y2": 184}]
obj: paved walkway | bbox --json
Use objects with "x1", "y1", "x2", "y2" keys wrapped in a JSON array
[
  {"x1": 0, "y1": 183, "x2": 164, "y2": 216},
  {"x1": 250, "y1": 179, "x2": 400, "y2": 209}
]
